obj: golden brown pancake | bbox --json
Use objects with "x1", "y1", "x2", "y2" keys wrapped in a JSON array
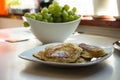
[
  {"x1": 33, "y1": 43, "x2": 107, "y2": 63},
  {"x1": 79, "y1": 43, "x2": 106, "y2": 58},
  {"x1": 33, "y1": 43, "x2": 83, "y2": 63}
]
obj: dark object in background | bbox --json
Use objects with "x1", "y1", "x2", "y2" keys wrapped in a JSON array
[
  {"x1": 8, "y1": 8, "x2": 31, "y2": 16},
  {"x1": 113, "y1": 41, "x2": 120, "y2": 51},
  {"x1": 40, "y1": 0, "x2": 53, "y2": 8},
  {"x1": 7, "y1": 0, "x2": 53, "y2": 17}
]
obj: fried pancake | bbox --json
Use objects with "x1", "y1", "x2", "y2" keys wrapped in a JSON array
[
  {"x1": 33, "y1": 43, "x2": 83, "y2": 63},
  {"x1": 79, "y1": 43, "x2": 106, "y2": 58},
  {"x1": 81, "y1": 50, "x2": 93, "y2": 59},
  {"x1": 76, "y1": 57, "x2": 90, "y2": 63},
  {"x1": 33, "y1": 43, "x2": 107, "y2": 63},
  {"x1": 76, "y1": 51, "x2": 92, "y2": 63}
]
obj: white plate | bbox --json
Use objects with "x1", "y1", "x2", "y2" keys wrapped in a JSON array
[{"x1": 19, "y1": 43, "x2": 112, "y2": 67}]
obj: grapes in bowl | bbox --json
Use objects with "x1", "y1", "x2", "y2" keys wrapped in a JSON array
[{"x1": 23, "y1": 0, "x2": 81, "y2": 44}]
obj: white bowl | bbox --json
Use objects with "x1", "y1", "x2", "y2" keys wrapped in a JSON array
[{"x1": 25, "y1": 17, "x2": 81, "y2": 44}]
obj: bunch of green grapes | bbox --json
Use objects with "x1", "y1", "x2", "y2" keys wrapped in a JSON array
[{"x1": 23, "y1": 0, "x2": 80, "y2": 27}]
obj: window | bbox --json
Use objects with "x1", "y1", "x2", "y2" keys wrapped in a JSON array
[
  {"x1": 57, "y1": 0, "x2": 120, "y2": 28},
  {"x1": 57, "y1": 0, "x2": 120, "y2": 17}
]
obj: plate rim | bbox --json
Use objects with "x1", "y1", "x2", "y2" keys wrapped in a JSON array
[{"x1": 18, "y1": 43, "x2": 112, "y2": 67}]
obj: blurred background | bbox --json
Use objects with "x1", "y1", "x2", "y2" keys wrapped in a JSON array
[
  {"x1": 0, "y1": 0, "x2": 120, "y2": 37},
  {"x1": 0, "y1": 0, "x2": 120, "y2": 19}
]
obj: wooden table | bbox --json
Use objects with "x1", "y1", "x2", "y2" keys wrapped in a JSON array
[{"x1": 0, "y1": 27, "x2": 120, "y2": 80}]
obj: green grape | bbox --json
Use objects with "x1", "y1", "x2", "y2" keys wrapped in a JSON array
[
  {"x1": 54, "y1": 5, "x2": 62, "y2": 12},
  {"x1": 53, "y1": 12, "x2": 62, "y2": 17},
  {"x1": 30, "y1": 15, "x2": 36, "y2": 20},
  {"x1": 72, "y1": 7, "x2": 77, "y2": 13},
  {"x1": 41, "y1": 7, "x2": 48, "y2": 14},
  {"x1": 48, "y1": 5, "x2": 62, "y2": 17},
  {"x1": 24, "y1": 13, "x2": 36, "y2": 19},
  {"x1": 68, "y1": 15, "x2": 74, "y2": 21},
  {"x1": 43, "y1": 13, "x2": 51, "y2": 19},
  {"x1": 24, "y1": 13, "x2": 31, "y2": 18},
  {"x1": 48, "y1": 4, "x2": 54, "y2": 14},
  {"x1": 23, "y1": 21, "x2": 30, "y2": 27},
  {"x1": 24, "y1": 0, "x2": 80, "y2": 23},
  {"x1": 47, "y1": 16, "x2": 53, "y2": 22},
  {"x1": 26, "y1": 13, "x2": 36, "y2": 19},
  {"x1": 31, "y1": 13, "x2": 37, "y2": 16},
  {"x1": 53, "y1": 17, "x2": 61, "y2": 22},
  {"x1": 63, "y1": 17, "x2": 69, "y2": 22},
  {"x1": 52, "y1": 0, "x2": 59, "y2": 6},
  {"x1": 36, "y1": 14, "x2": 43, "y2": 21},
  {"x1": 55, "y1": 17, "x2": 62, "y2": 22},
  {"x1": 63, "y1": 4, "x2": 70, "y2": 11},
  {"x1": 68, "y1": 11, "x2": 74, "y2": 15},
  {"x1": 62, "y1": 10, "x2": 68, "y2": 18},
  {"x1": 42, "y1": 19, "x2": 48, "y2": 22},
  {"x1": 73, "y1": 14, "x2": 80, "y2": 20}
]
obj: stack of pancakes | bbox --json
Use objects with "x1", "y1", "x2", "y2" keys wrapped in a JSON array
[{"x1": 33, "y1": 43, "x2": 106, "y2": 63}]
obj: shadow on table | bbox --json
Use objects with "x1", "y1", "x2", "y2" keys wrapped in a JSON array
[{"x1": 21, "y1": 61, "x2": 113, "y2": 80}]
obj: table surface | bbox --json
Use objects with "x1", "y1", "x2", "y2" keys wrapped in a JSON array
[
  {"x1": 0, "y1": 27, "x2": 120, "y2": 80},
  {"x1": 0, "y1": 18, "x2": 23, "y2": 29}
]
